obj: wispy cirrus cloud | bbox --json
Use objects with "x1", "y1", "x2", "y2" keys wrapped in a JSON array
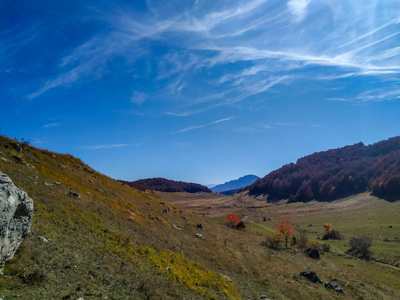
[
  {"x1": 167, "y1": 75, "x2": 289, "y2": 117},
  {"x1": 328, "y1": 88, "x2": 400, "y2": 103},
  {"x1": 171, "y1": 116, "x2": 234, "y2": 133},
  {"x1": 131, "y1": 90, "x2": 147, "y2": 105},
  {"x1": 287, "y1": 0, "x2": 310, "y2": 22},
  {"x1": 276, "y1": 122, "x2": 303, "y2": 126},
  {"x1": 42, "y1": 122, "x2": 63, "y2": 128},
  {"x1": 80, "y1": 144, "x2": 130, "y2": 149},
  {"x1": 25, "y1": 0, "x2": 400, "y2": 114}
]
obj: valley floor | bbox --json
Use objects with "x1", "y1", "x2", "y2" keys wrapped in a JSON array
[{"x1": 162, "y1": 191, "x2": 400, "y2": 299}]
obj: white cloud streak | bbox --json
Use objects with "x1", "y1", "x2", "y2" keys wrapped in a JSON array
[
  {"x1": 81, "y1": 144, "x2": 130, "y2": 149},
  {"x1": 171, "y1": 117, "x2": 234, "y2": 133},
  {"x1": 42, "y1": 122, "x2": 63, "y2": 128},
  {"x1": 328, "y1": 88, "x2": 400, "y2": 103}
]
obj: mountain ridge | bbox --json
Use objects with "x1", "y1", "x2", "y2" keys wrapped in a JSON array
[{"x1": 211, "y1": 175, "x2": 259, "y2": 194}]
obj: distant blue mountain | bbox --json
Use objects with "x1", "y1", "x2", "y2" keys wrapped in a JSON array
[{"x1": 211, "y1": 175, "x2": 259, "y2": 194}]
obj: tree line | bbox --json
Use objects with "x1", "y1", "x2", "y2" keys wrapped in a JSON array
[
  {"x1": 241, "y1": 136, "x2": 400, "y2": 202},
  {"x1": 120, "y1": 177, "x2": 212, "y2": 193}
]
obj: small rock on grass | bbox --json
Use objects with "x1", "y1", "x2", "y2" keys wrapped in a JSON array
[
  {"x1": 68, "y1": 190, "x2": 81, "y2": 198},
  {"x1": 324, "y1": 282, "x2": 344, "y2": 293},
  {"x1": 299, "y1": 271, "x2": 322, "y2": 283},
  {"x1": 38, "y1": 236, "x2": 49, "y2": 242}
]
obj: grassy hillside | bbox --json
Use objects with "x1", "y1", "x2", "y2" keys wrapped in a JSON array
[{"x1": 0, "y1": 135, "x2": 399, "y2": 299}]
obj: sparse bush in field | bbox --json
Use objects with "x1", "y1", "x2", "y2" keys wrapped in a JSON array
[
  {"x1": 322, "y1": 243, "x2": 331, "y2": 252},
  {"x1": 322, "y1": 223, "x2": 343, "y2": 240},
  {"x1": 327, "y1": 230, "x2": 342, "y2": 240},
  {"x1": 311, "y1": 241, "x2": 319, "y2": 249},
  {"x1": 263, "y1": 235, "x2": 281, "y2": 250},
  {"x1": 236, "y1": 221, "x2": 246, "y2": 230},
  {"x1": 322, "y1": 230, "x2": 343, "y2": 240},
  {"x1": 14, "y1": 137, "x2": 31, "y2": 146},
  {"x1": 291, "y1": 235, "x2": 297, "y2": 246},
  {"x1": 297, "y1": 233, "x2": 308, "y2": 248},
  {"x1": 348, "y1": 236, "x2": 373, "y2": 259}
]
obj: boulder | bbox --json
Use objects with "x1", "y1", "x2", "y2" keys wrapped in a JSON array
[
  {"x1": 38, "y1": 236, "x2": 49, "y2": 242},
  {"x1": 304, "y1": 248, "x2": 320, "y2": 259},
  {"x1": 12, "y1": 155, "x2": 24, "y2": 163},
  {"x1": 197, "y1": 224, "x2": 204, "y2": 230},
  {"x1": 12, "y1": 143, "x2": 22, "y2": 153},
  {"x1": 0, "y1": 171, "x2": 33, "y2": 269},
  {"x1": 68, "y1": 190, "x2": 81, "y2": 198},
  {"x1": 299, "y1": 271, "x2": 322, "y2": 283},
  {"x1": 84, "y1": 167, "x2": 94, "y2": 174},
  {"x1": 324, "y1": 282, "x2": 344, "y2": 293}
]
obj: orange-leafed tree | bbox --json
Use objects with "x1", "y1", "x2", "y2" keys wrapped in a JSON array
[
  {"x1": 226, "y1": 214, "x2": 241, "y2": 228},
  {"x1": 323, "y1": 223, "x2": 334, "y2": 234},
  {"x1": 275, "y1": 217, "x2": 296, "y2": 248}
]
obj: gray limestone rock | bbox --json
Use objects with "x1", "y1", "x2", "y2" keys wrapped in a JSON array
[
  {"x1": 12, "y1": 143, "x2": 22, "y2": 153},
  {"x1": 324, "y1": 282, "x2": 344, "y2": 293},
  {"x1": 0, "y1": 171, "x2": 33, "y2": 269}
]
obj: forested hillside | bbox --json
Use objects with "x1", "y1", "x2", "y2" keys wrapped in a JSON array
[
  {"x1": 243, "y1": 136, "x2": 400, "y2": 202},
  {"x1": 121, "y1": 177, "x2": 212, "y2": 193}
]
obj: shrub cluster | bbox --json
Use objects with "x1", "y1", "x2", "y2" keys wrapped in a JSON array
[
  {"x1": 348, "y1": 236, "x2": 373, "y2": 259},
  {"x1": 322, "y1": 230, "x2": 343, "y2": 240},
  {"x1": 321, "y1": 244, "x2": 331, "y2": 252},
  {"x1": 236, "y1": 221, "x2": 246, "y2": 230},
  {"x1": 262, "y1": 235, "x2": 281, "y2": 250},
  {"x1": 297, "y1": 233, "x2": 308, "y2": 248}
]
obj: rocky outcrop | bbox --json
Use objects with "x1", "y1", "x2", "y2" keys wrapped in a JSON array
[
  {"x1": 299, "y1": 271, "x2": 345, "y2": 294},
  {"x1": 304, "y1": 248, "x2": 320, "y2": 259},
  {"x1": 0, "y1": 171, "x2": 33, "y2": 269},
  {"x1": 299, "y1": 271, "x2": 322, "y2": 283},
  {"x1": 324, "y1": 282, "x2": 344, "y2": 293}
]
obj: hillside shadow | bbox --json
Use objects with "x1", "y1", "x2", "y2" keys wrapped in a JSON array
[{"x1": 371, "y1": 193, "x2": 400, "y2": 203}]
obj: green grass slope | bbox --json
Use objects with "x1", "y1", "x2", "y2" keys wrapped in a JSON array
[{"x1": 0, "y1": 135, "x2": 399, "y2": 299}]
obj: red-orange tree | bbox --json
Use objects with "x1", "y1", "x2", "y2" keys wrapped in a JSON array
[
  {"x1": 226, "y1": 214, "x2": 241, "y2": 228},
  {"x1": 275, "y1": 218, "x2": 296, "y2": 248},
  {"x1": 323, "y1": 223, "x2": 334, "y2": 234}
]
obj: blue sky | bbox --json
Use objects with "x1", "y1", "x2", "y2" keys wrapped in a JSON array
[{"x1": 1, "y1": 0, "x2": 400, "y2": 185}]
